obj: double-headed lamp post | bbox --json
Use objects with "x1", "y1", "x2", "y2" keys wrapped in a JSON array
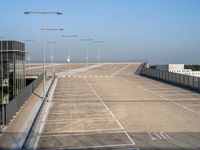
[
  {"x1": 41, "y1": 28, "x2": 63, "y2": 78},
  {"x1": 24, "y1": 11, "x2": 63, "y2": 100},
  {"x1": 80, "y1": 38, "x2": 93, "y2": 66},
  {"x1": 93, "y1": 41, "x2": 104, "y2": 64},
  {"x1": 62, "y1": 35, "x2": 78, "y2": 71}
]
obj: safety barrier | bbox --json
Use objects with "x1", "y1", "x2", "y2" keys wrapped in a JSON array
[
  {"x1": 5, "y1": 73, "x2": 44, "y2": 124},
  {"x1": 141, "y1": 68, "x2": 200, "y2": 90}
]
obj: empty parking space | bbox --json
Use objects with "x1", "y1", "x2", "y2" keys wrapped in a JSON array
[
  {"x1": 38, "y1": 132, "x2": 134, "y2": 150},
  {"x1": 31, "y1": 63, "x2": 200, "y2": 150}
]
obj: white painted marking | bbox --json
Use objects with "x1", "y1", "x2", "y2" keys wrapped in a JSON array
[
  {"x1": 85, "y1": 79, "x2": 135, "y2": 145},
  {"x1": 48, "y1": 109, "x2": 108, "y2": 114},
  {"x1": 56, "y1": 64, "x2": 105, "y2": 78},
  {"x1": 33, "y1": 78, "x2": 58, "y2": 150},
  {"x1": 182, "y1": 105, "x2": 198, "y2": 114},
  {"x1": 171, "y1": 101, "x2": 180, "y2": 106},
  {"x1": 41, "y1": 130, "x2": 126, "y2": 137},
  {"x1": 120, "y1": 78, "x2": 200, "y2": 116},
  {"x1": 62, "y1": 144, "x2": 138, "y2": 150},
  {"x1": 148, "y1": 132, "x2": 157, "y2": 140},
  {"x1": 160, "y1": 132, "x2": 168, "y2": 140},
  {"x1": 44, "y1": 117, "x2": 115, "y2": 124},
  {"x1": 41, "y1": 128, "x2": 122, "y2": 135},
  {"x1": 148, "y1": 132, "x2": 172, "y2": 140},
  {"x1": 46, "y1": 117, "x2": 113, "y2": 124},
  {"x1": 154, "y1": 132, "x2": 162, "y2": 140},
  {"x1": 112, "y1": 64, "x2": 132, "y2": 76},
  {"x1": 10, "y1": 79, "x2": 54, "y2": 150},
  {"x1": 162, "y1": 132, "x2": 172, "y2": 139}
]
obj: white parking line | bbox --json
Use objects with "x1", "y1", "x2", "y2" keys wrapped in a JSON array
[
  {"x1": 48, "y1": 109, "x2": 108, "y2": 114},
  {"x1": 85, "y1": 79, "x2": 135, "y2": 145},
  {"x1": 162, "y1": 132, "x2": 172, "y2": 139},
  {"x1": 44, "y1": 117, "x2": 115, "y2": 124},
  {"x1": 148, "y1": 133, "x2": 157, "y2": 140},
  {"x1": 68, "y1": 75, "x2": 115, "y2": 78},
  {"x1": 112, "y1": 64, "x2": 132, "y2": 76},
  {"x1": 120, "y1": 78, "x2": 200, "y2": 116},
  {"x1": 53, "y1": 144, "x2": 139, "y2": 150},
  {"x1": 41, "y1": 130, "x2": 127, "y2": 137},
  {"x1": 148, "y1": 132, "x2": 172, "y2": 140},
  {"x1": 182, "y1": 105, "x2": 198, "y2": 114},
  {"x1": 34, "y1": 78, "x2": 58, "y2": 150},
  {"x1": 41, "y1": 128, "x2": 123, "y2": 135},
  {"x1": 138, "y1": 85, "x2": 199, "y2": 115}
]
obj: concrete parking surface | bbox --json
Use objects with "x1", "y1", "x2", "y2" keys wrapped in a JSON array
[{"x1": 27, "y1": 63, "x2": 200, "y2": 150}]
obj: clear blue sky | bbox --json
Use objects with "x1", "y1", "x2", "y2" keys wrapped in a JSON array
[{"x1": 0, "y1": 0, "x2": 200, "y2": 64}]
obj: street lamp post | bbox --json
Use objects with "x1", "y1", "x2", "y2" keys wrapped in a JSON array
[
  {"x1": 62, "y1": 35, "x2": 77, "y2": 72},
  {"x1": 47, "y1": 42, "x2": 56, "y2": 76},
  {"x1": 24, "y1": 11, "x2": 63, "y2": 100},
  {"x1": 80, "y1": 39, "x2": 93, "y2": 67},
  {"x1": 0, "y1": 37, "x2": 4, "y2": 125},
  {"x1": 24, "y1": 39, "x2": 34, "y2": 70},
  {"x1": 93, "y1": 41, "x2": 104, "y2": 64},
  {"x1": 41, "y1": 28, "x2": 63, "y2": 78}
]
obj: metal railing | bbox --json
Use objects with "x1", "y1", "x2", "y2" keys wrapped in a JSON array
[{"x1": 141, "y1": 67, "x2": 200, "y2": 90}]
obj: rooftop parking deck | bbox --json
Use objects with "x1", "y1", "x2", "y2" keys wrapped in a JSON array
[{"x1": 7, "y1": 63, "x2": 200, "y2": 149}]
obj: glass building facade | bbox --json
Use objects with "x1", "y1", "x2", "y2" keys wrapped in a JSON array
[{"x1": 0, "y1": 41, "x2": 25, "y2": 125}]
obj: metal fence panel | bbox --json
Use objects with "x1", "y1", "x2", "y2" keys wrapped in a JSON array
[
  {"x1": 141, "y1": 67, "x2": 200, "y2": 91},
  {"x1": 183, "y1": 75, "x2": 188, "y2": 86},
  {"x1": 180, "y1": 74, "x2": 184, "y2": 85},
  {"x1": 165, "y1": 72, "x2": 168, "y2": 81},
  {"x1": 189, "y1": 76, "x2": 194, "y2": 87},
  {"x1": 161, "y1": 71, "x2": 163, "y2": 79},
  {"x1": 153, "y1": 70, "x2": 156, "y2": 77},
  {"x1": 168, "y1": 72, "x2": 172, "y2": 82},
  {"x1": 198, "y1": 78, "x2": 200, "y2": 90},
  {"x1": 163, "y1": 71, "x2": 166, "y2": 80},
  {"x1": 5, "y1": 73, "x2": 43, "y2": 124},
  {"x1": 177, "y1": 74, "x2": 181, "y2": 83},
  {"x1": 172, "y1": 73, "x2": 176, "y2": 82},
  {"x1": 193, "y1": 77, "x2": 199, "y2": 88},
  {"x1": 149, "y1": 69, "x2": 152, "y2": 77}
]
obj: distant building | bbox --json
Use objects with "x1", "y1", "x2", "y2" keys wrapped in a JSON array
[
  {"x1": 156, "y1": 64, "x2": 184, "y2": 72},
  {"x1": 0, "y1": 41, "x2": 26, "y2": 124},
  {"x1": 155, "y1": 64, "x2": 200, "y2": 77}
]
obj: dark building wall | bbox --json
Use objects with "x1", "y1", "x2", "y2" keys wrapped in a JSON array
[
  {"x1": 0, "y1": 41, "x2": 25, "y2": 51},
  {"x1": 0, "y1": 41, "x2": 26, "y2": 103},
  {"x1": 0, "y1": 40, "x2": 25, "y2": 125}
]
